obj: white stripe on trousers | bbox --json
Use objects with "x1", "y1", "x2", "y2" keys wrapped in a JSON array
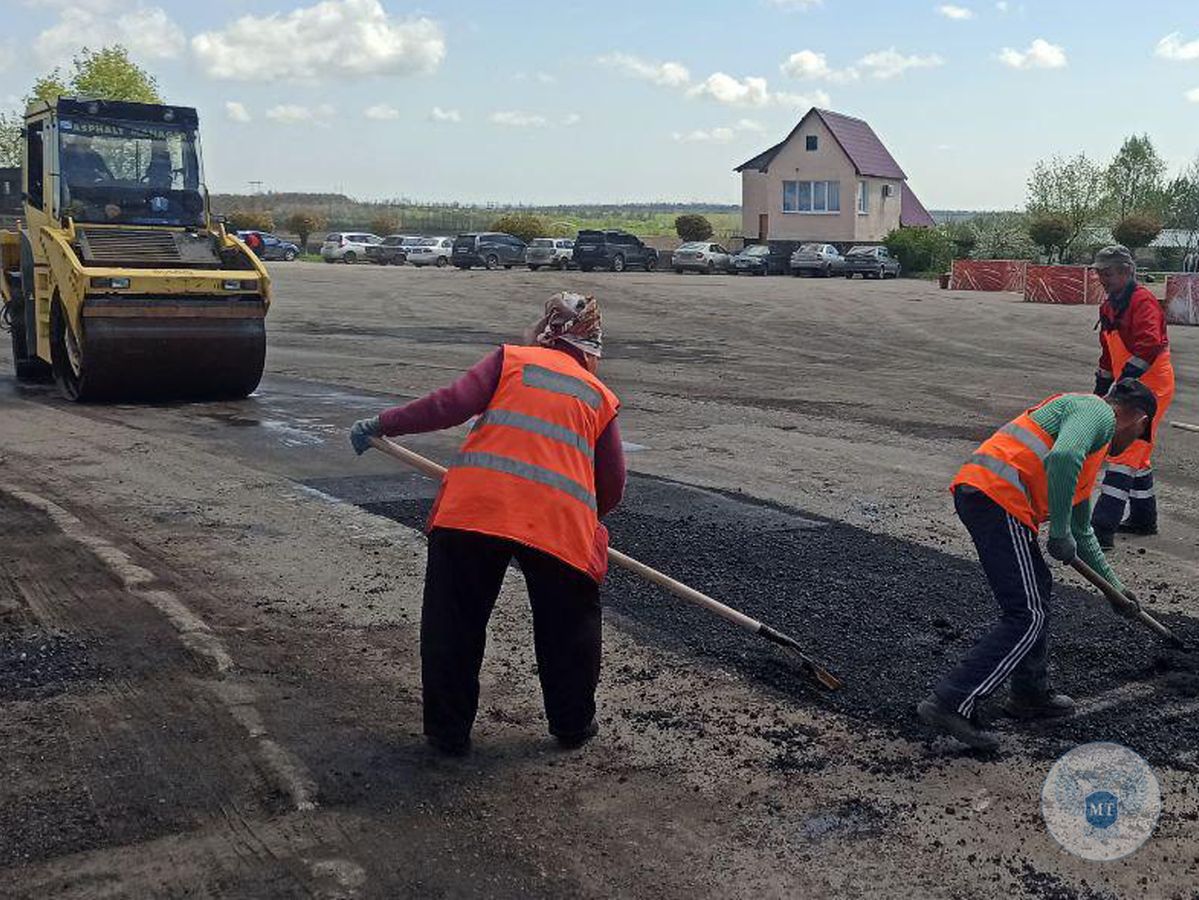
[{"x1": 957, "y1": 514, "x2": 1046, "y2": 718}]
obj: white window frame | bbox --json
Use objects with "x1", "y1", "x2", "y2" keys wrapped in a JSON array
[
  {"x1": 857, "y1": 181, "x2": 869, "y2": 215},
  {"x1": 782, "y1": 180, "x2": 841, "y2": 215}
]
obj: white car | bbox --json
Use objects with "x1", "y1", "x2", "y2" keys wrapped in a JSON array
[
  {"x1": 405, "y1": 236, "x2": 454, "y2": 267},
  {"x1": 320, "y1": 232, "x2": 383, "y2": 264},
  {"x1": 526, "y1": 238, "x2": 575, "y2": 270},
  {"x1": 672, "y1": 241, "x2": 732, "y2": 274}
]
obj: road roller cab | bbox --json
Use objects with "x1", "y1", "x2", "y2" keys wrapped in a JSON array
[{"x1": 0, "y1": 97, "x2": 269, "y2": 400}]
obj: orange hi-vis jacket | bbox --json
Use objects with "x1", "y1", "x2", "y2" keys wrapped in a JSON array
[
  {"x1": 431, "y1": 344, "x2": 620, "y2": 581},
  {"x1": 950, "y1": 395, "x2": 1110, "y2": 532},
  {"x1": 1099, "y1": 302, "x2": 1174, "y2": 471}
]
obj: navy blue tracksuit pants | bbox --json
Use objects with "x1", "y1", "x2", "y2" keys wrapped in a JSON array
[{"x1": 934, "y1": 487, "x2": 1052, "y2": 719}]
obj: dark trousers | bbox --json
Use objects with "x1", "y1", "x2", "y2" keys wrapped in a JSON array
[
  {"x1": 934, "y1": 488, "x2": 1053, "y2": 719},
  {"x1": 1092, "y1": 464, "x2": 1156, "y2": 531},
  {"x1": 421, "y1": 527, "x2": 602, "y2": 744}
]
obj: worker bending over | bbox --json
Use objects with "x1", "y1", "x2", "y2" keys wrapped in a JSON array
[
  {"x1": 350, "y1": 293, "x2": 625, "y2": 755},
  {"x1": 919, "y1": 380, "x2": 1157, "y2": 751},
  {"x1": 1090, "y1": 245, "x2": 1174, "y2": 549}
]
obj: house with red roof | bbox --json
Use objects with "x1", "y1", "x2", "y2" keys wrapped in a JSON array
[{"x1": 735, "y1": 108, "x2": 935, "y2": 245}]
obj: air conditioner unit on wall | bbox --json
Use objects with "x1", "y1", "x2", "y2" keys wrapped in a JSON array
[{"x1": 882, "y1": 184, "x2": 894, "y2": 198}]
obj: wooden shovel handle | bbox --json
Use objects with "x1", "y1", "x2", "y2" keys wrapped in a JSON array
[{"x1": 1069, "y1": 557, "x2": 1186, "y2": 648}]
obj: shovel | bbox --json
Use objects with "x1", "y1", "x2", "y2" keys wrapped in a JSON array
[
  {"x1": 368, "y1": 436, "x2": 844, "y2": 690},
  {"x1": 1069, "y1": 557, "x2": 1187, "y2": 650}
]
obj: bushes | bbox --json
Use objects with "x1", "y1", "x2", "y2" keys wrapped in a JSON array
[
  {"x1": 490, "y1": 212, "x2": 547, "y2": 243},
  {"x1": 675, "y1": 214, "x2": 713, "y2": 242},
  {"x1": 1027, "y1": 214, "x2": 1071, "y2": 262},
  {"x1": 285, "y1": 210, "x2": 327, "y2": 252},
  {"x1": 882, "y1": 227, "x2": 953, "y2": 275},
  {"x1": 226, "y1": 210, "x2": 275, "y2": 233},
  {"x1": 369, "y1": 211, "x2": 401, "y2": 237},
  {"x1": 1113, "y1": 212, "x2": 1163, "y2": 252}
]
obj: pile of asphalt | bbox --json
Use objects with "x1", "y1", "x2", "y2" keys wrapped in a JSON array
[
  {"x1": 342, "y1": 472, "x2": 1199, "y2": 766},
  {"x1": 0, "y1": 630, "x2": 105, "y2": 701}
]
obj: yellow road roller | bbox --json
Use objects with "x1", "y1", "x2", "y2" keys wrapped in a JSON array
[{"x1": 0, "y1": 97, "x2": 269, "y2": 400}]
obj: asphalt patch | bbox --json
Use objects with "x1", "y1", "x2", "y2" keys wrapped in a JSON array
[
  {"x1": 0, "y1": 630, "x2": 106, "y2": 701},
  {"x1": 315, "y1": 472, "x2": 1199, "y2": 767}
]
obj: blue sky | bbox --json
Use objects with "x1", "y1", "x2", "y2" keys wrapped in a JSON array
[{"x1": 3, "y1": 0, "x2": 1198, "y2": 209}]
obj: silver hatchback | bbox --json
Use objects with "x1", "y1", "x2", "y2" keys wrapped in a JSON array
[
  {"x1": 526, "y1": 238, "x2": 575, "y2": 270},
  {"x1": 789, "y1": 243, "x2": 845, "y2": 277}
]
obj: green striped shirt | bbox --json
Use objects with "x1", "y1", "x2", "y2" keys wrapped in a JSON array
[{"x1": 1028, "y1": 394, "x2": 1122, "y2": 589}]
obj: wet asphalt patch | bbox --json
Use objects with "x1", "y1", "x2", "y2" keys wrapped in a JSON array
[{"x1": 308, "y1": 471, "x2": 1199, "y2": 768}]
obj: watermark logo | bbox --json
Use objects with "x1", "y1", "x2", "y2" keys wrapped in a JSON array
[{"x1": 1042, "y1": 742, "x2": 1160, "y2": 861}]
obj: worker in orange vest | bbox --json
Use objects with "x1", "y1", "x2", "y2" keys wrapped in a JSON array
[
  {"x1": 918, "y1": 380, "x2": 1157, "y2": 751},
  {"x1": 1089, "y1": 245, "x2": 1175, "y2": 549},
  {"x1": 350, "y1": 293, "x2": 625, "y2": 755}
]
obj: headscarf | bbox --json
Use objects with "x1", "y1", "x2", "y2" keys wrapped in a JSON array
[{"x1": 529, "y1": 291, "x2": 603, "y2": 357}]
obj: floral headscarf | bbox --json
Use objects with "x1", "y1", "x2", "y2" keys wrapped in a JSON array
[{"x1": 530, "y1": 291, "x2": 602, "y2": 357}]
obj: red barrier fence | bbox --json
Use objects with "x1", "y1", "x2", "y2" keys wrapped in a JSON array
[
  {"x1": 950, "y1": 259, "x2": 1027, "y2": 292},
  {"x1": 1023, "y1": 265, "x2": 1106, "y2": 305},
  {"x1": 1164, "y1": 274, "x2": 1199, "y2": 326}
]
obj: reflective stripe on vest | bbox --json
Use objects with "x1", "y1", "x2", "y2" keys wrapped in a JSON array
[
  {"x1": 473, "y1": 409, "x2": 595, "y2": 460},
  {"x1": 452, "y1": 451, "x2": 597, "y2": 510},
  {"x1": 522, "y1": 364, "x2": 601, "y2": 409},
  {"x1": 996, "y1": 421, "x2": 1050, "y2": 460},
  {"x1": 967, "y1": 452, "x2": 1029, "y2": 501}
]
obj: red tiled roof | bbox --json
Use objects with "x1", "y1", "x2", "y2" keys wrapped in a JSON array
[
  {"x1": 735, "y1": 108, "x2": 906, "y2": 180},
  {"x1": 900, "y1": 183, "x2": 936, "y2": 228}
]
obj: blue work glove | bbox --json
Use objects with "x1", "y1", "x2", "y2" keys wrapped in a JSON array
[
  {"x1": 1113, "y1": 588, "x2": 1141, "y2": 620},
  {"x1": 1046, "y1": 534, "x2": 1077, "y2": 563},
  {"x1": 349, "y1": 416, "x2": 382, "y2": 455}
]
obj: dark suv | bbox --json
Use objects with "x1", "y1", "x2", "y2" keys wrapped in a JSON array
[
  {"x1": 452, "y1": 232, "x2": 527, "y2": 269},
  {"x1": 572, "y1": 229, "x2": 659, "y2": 272}
]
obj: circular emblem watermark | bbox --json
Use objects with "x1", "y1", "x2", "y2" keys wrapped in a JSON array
[{"x1": 1041, "y1": 742, "x2": 1161, "y2": 861}]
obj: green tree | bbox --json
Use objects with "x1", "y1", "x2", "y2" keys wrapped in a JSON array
[
  {"x1": 491, "y1": 212, "x2": 547, "y2": 243},
  {"x1": 1112, "y1": 212, "x2": 1163, "y2": 253},
  {"x1": 883, "y1": 227, "x2": 952, "y2": 274},
  {"x1": 1026, "y1": 153, "x2": 1106, "y2": 260},
  {"x1": 286, "y1": 210, "x2": 327, "y2": 252},
  {"x1": 1165, "y1": 156, "x2": 1199, "y2": 260},
  {"x1": 28, "y1": 46, "x2": 162, "y2": 105},
  {"x1": 969, "y1": 211, "x2": 1038, "y2": 261},
  {"x1": 369, "y1": 210, "x2": 402, "y2": 237},
  {"x1": 944, "y1": 222, "x2": 977, "y2": 259},
  {"x1": 227, "y1": 210, "x2": 275, "y2": 232},
  {"x1": 1027, "y1": 214, "x2": 1072, "y2": 262},
  {"x1": 1105, "y1": 134, "x2": 1166, "y2": 221},
  {"x1": 675, "y1": 214, "x2": 713, "y2": 242},
  {"x1": 0, "y1": 111, "x2": 21, "y2": 167}
]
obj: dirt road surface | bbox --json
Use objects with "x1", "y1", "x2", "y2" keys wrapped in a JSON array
[{"x1": 2, "y1": 263, "x2": 1197, "y2": 898}]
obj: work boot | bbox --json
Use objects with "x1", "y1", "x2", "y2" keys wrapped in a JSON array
[
  {"x1": 916, "y1": 695, "x2": 999, "y2": 752},
  {"x1": 554, "y1": 718, "x2": 599, "y2": 750},
  {"x1": 426, "y1": 733, "x2": 471, "y2": 757},
  {"x1": 1094, "y1": 528, "x2": 1116, "y2": 551},
  {"x1": 1118, "y1": 520, "x2": 1158, "y2": 536},
  {"x1": 1002, "y1": 692, "x2": 1075, "y2": 720}
]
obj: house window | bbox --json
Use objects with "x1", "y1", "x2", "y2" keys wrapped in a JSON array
[
  {"x1": 857, "y1": 181, "x2": 869, "y2": 214},
  {"x1": 805, "y1": 135, "x2": 818, "y2": 151},
  {"x1": 783, "y1": 180, "x2": 841, "y2": 214}
]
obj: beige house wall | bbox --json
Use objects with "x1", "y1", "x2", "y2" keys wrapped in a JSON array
[{"x1": 740, "y1": 114, "x2": 906, "y2": 244}]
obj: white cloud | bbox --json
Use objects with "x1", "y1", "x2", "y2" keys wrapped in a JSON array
[
  {"x1": 0, "y1": 41, "x2": 15, "y2": 74},
  {"x1": 1157, "y1": 33, "x2": 1199, "y2": 62},
  {"x1": 995, "y1": 1, "x2": 1008, "y2": 9},
  {"x1": 224, "y1": 101, "x2": 251, "y2": 123},
  {"x1": 672, "y1": 118, "x2": 765, "y2": 143},
  {"x1": 1186, "y1": 87, "x2": 1199, "y2": 103},
  {"x1": 773, "y1": 89, "x2": 832, "y2": 108},
  {"x1": 265, "y1": 103, "x2": 334, "y2": 125},
  {"x1": 780, "y1": 49, "x2": 832, "y2": 79},
  {"x1": 430, "y1": 106, "x2": 461, "y2": 123},
  {"x1": 857, "y1": 48, "x2": 944, "y2": 79},
  {"x1": 998, "y1": 38, "x2": 1067, "y2": 69},
  {"x1": 597, "y1": 52, "x2": 690, "y2": 87},
  {"x1": 489, "y1": 110, "x2": 548, "y2": 127},
  {"x1": 365, "y1": 104, "x2": 400, "y2": 120},
  {"x1": 767, "y1": 0, "x2": 823, "y2": 9},
  {"x1": 688, "y1": 72, "x2": 773, "y2": 107},
  {"x1": 193, "y1": 0, "x2": 445, "y2": 82},
  {"x1": 937, "y1": 4, "x2": 974, "y2": 19},
  {"x1": 35, "y1": 3, "x2": 185, "y2": 65},
  {"x1": 562, "y1": 113, "x2": 582, "y2": 126}
]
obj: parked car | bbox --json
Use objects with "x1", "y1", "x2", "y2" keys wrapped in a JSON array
[
  {"x1": 367, "y1": 234, "x2": 424, "y2": 265},
  {"x1": 237, "y1": 230, "x2": 300, "y2": 262},
  {"x1": 731, "y1": 244, "x2": 774, "y2": 276},
  {"x1": 572, "y1": 229, "x2": 658, "y2": 272},
  {"x1": 526, "y1": 238, "x2": 575, "y2": 270},
  {"x1": 405, "y1": 236, "x2": 454, "y2": 267},
  {"x1": 789, "y1": 243, "x2": 845, "y2": 277},
  {"x1": 452, "y1": 232, "x2": 528, "y2": 269},
  {"x1": 321, "y1": 232, "x2": 383, "y2": 264},
  {"x1": 843, "y1": 245, "x2": 901, "y2": 279},
  {"x1": 672, "y1": 241, "x2": 732, "y2": 274}
]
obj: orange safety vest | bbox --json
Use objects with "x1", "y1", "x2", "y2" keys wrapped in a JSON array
[
  {"x1": 431, "y1": 344, "x2": 620, "y2": 581},
  {"x1": 1100, "y1": 329, "x2": 1175, "y2": 469},
  {"x1": 950, "y1": 395, "x2": 1110, "y2": 532}
]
